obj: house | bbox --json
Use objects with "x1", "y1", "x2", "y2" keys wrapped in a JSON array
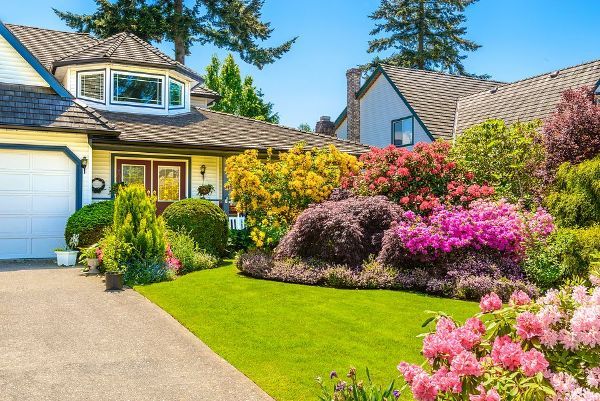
[
  {"x1": 333, "y1": 62, "x2": 600, "y2": 147},
  {"x1": 0, "y1": 21, "x2": 367, "y2": 259}
]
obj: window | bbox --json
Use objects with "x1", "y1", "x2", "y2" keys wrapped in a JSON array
[
  {"x1": 169, "y1": 78, "x2": 184, "y2": 108},
  {"x1": 392, "y1": 117, "x2": 414, "y2": 147},
  {"x1": 157, "y1": 166, "x2": 181, "y2": 201},
  {"x1": 112, "y1": 72, "x2": 163, "y2": 106},
  {"x1": 121, "y1": 164, "x2": 146, "y2": 186},
  {"x1": 78, "y1": 71, "x2": 104, "y2": 102}
]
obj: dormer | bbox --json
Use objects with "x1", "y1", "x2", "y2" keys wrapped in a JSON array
[{"x1": 51, "y1": 32, "x2": 209, "y2": 116}]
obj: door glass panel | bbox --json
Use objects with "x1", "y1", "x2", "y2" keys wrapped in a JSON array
[
  {"x1": 122, "y1": 164, "x2": 146, "y2": 186},
  {"x1": 158, "y1": 166, "x2": 180, "y2": 201}
]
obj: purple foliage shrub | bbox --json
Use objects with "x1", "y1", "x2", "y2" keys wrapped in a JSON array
[{"x1": 275, "y1": 195, "x2": 403, "y2": 266}]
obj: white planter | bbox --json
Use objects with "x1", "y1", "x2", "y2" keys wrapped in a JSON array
[
  {"x1": 87, "y1": 258, "x2": 100, "y2": 274},
  {"x1": 55, "y1": 250, "x2": 78, "y2": 266}
]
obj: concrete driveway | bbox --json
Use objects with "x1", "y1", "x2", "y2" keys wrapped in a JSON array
[{"x1": 0, "y1": 261, "x2": 273, "y2": 401}]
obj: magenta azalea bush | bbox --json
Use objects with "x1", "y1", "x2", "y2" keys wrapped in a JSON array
[
  {"x1": 396, "y1": 280, "x2": 600, "y2": 401},
  {"x1": 380, "y1": 200, "x2": 554, "y2": 264}
]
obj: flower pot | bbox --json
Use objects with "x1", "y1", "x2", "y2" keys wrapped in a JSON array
[
  {"x1": 55, "y1": 250, "x2": 78, "y2": 266},
  {"x1": 105, "y1": 272, "x2": 124, "y2": 291},
  {"x1": 87, "y1": 258, "x2": 100, "y2": 274}
]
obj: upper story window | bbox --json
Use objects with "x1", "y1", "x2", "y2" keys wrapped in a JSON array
[
  {"x1": 392, "y1": 117, "x2": 414, "y2": 147},
  {"x1": 169, "y1": 78, "x2": 184, "y2": 108},
  {"x1": 78, "y1": 71, "x2": 105, "y2": 102},
  {"x1": 112, "y1": 71, "x2": 163, "y2": 107}
]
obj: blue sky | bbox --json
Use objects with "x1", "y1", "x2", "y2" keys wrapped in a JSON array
[{"x1": 2, "y1": 0, "x2": 599, "y2": 128}]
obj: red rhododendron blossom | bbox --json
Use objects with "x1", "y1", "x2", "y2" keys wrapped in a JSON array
[{"x1": 480, "y1": 293, "x2": 502, "y2": 313}]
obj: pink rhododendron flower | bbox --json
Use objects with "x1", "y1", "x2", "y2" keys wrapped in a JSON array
[
  {"x1": 422, "y1": 332, "x2": 464, "y2": 362},
  {"x1": 450, "y1": 351, "x2": 482, "y2": 377},
  {"x1": 491, "y1": 335, "x2": 523, "y2": 370},
  {"x1": 510, "y1": 290, "x2": 531, "y2": 306},
  {"x1": 516, "y1": 312, "x2": 544, "y2": 339},
  {"x1": 397, "y1": 362, "x2": 424, "y2": 385},
  {"x1": 587, "y1": 367, "x2": 600, "y2": 388},
  {"x1": 436, "y1": 317, "x2": 456, "y2": 335},
  {"x1": 469, "y1": 385, "x2": 500, "y2": 401},
  {"x1": 464, "y1": 317, "x2": 486, "y2": 335},
  {"x1": 570, "y1": 304, "x2": 600, "y2": 348},
  {"x1": 453, "y1": 326, "x2": 482, "y2": 350},
  {"x1": 432, "y1": 367, "x2": 462, "y2": 393},
  {"x1": 410, "y1": 372, "x2": 438, "y2": 401},
  {"x1": 520, "y1": 349, "x2": 549, "y2": 376},
  {"x1": 480, "y1": 293, "x2": 502, "y2": 313}
]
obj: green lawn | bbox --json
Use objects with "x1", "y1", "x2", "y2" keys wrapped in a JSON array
[{"x1": 136, "y1": 263, "x2": 478, "y2": 401}]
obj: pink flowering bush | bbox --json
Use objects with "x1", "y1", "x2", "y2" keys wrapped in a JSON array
[
  {"x1": 379, "y1": 199, "x2": 554, "y2": 264},
  {"x1": 396, "y1": 277, "x2": 600, "y2": 401}
]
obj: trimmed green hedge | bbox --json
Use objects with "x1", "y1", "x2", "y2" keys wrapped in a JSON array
[
  {"x1": 65, "y1": 200, "x2": 114, "y2": 246},
  {"x1": 162, "y1": 198, "x2": 228, "y2": 256}
]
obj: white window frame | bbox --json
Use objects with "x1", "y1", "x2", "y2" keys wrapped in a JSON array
[
  {"x1": 392, "y1": 116, "x2": 414, "y2": 147},
  {"x1": 168, "y1": 78, "x2": 185, "y2": 109},
  {"x1": 111, "y1": 70, "x2": 165, "y2": 108},
  {"x1": 77, "y1": 70, "x2": 105, "y2": 103}
]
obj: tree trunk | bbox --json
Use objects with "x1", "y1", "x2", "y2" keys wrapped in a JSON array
[
  {"x1": 417, "y1": 0, "x2": 425, "y2": 69},
  {"x1": 174, "y1": 0, "x2": 185, "y2": 64}
]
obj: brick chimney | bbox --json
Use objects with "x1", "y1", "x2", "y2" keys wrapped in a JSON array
[
  {"x1": 346, "y1": 68, "x2": 362, "y2": 142},
  {"x1": 315, "y1": 116, "x2": 335, "y2": 136}
]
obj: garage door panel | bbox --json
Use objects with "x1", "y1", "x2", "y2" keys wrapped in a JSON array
[
  {"x1": 0, "y1": 238, "x2": 29, "y2": 257},
  {"x1": 31, "y1": 153, "x2": 72, "y2": 171},
  {"x1": 0, "y1": 194, "x2": 33, "y2": 213},
  {"x1": 0, "y1": 151, "x2": 30, "y2": 170},
  {"x1": 32, "y1": 216, "x2": 68, "y2": 235},
  {"x1": 0, "y1": 217, "x2": 29, "y2": 234},
  {"x1": 32, "y1": 237, "x2": 64, "y2": 258},
  {"x1": 32, "y1": 174, "x2": 72, "y2": 192},
  {"x1": 0, "y1": 173, "x2": 31, "y2": 191},
  {"x1": 33, "y1": 195, "x2": 72, "y2": 214}
]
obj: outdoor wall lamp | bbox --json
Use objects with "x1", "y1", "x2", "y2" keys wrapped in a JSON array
[
  {"x1": 81, "y1": 156, "x2": 88, "y2": 174},
  {"x1": 200, "y1": 164, "x2": 206, "y2": 178}
]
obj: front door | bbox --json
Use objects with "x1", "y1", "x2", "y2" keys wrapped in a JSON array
[{"x1": 116, "y1": 158, "x2": 187, "y2": 213}]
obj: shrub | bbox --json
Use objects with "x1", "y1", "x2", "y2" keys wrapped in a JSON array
[
  {"x1": 165, "y1": 230, "x2": 218, "y2": 274},
  {"x1": 101, "y1": 184, "x2": 167, "y2": 284},
  {"x1": 344, "y1": 142, "x2": 494, "y2": 213},
  {"x1": 225, "y1": 143, "x2": 360, "y2": 248},
  {"x1": 378, "y1": 200, "x2": 554, "y2": 265},
  {"x1": 545, "y1": 155, "x2": 600, "y2": 228},
  {"x1": 541, "y1": 86, "x2": 600, "y2": 182},
  {"x1": 226, "y1": 228, "x2": 252, "y2": 255},
  {"x1": 275, "y1": 195, "x2": 403, "y2": 266},
  {"x1": 65, "y1": 200, "x2": 114, "y2": 246},
  {"x1": 163, "y1": 198, "x2": 228, "y2": 257},
  {"x1": 450, "y1": 119, "x2": 545, "y2": 204}
]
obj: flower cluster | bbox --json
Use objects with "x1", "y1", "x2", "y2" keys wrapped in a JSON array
[
  {"x1": 398, "y1": 279, "x2": 600, "y2": 401},
  {"x1": 165, "y1": 245, "x2": 181, "y2": 274},
  {"x1": 225, "y1": 143, "x2": 360, "y2": 248},
  {"x1": 344, "y1": 142, "x2": 494, "y2": 212},
  {"x1": 393, "y1": 200, "x2": 554, "y2": 261}
]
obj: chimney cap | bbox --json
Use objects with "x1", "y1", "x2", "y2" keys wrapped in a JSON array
[{"x1": 320, "y1": 116, "x2": 331, "y2": 122}]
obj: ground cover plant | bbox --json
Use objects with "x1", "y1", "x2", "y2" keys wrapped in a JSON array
[{"x1": 136, "y1": 262, "x2": 479, "y2": 401}]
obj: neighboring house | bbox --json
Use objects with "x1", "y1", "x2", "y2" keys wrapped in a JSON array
[
  {"x1": 0, "y1": 21, "x2": 366, "y2": 259},
  {"x1": 333, "y1": 62, "x2": 600, "y2": 147}
]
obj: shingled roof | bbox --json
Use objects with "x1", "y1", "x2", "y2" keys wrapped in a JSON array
[
  {"x1": 378, "y1": 65, "x2": 503, "y2": 140},
  {"x1": 94, "y1": 107, "x2": 368, "y2": 154},
  {"x1": 0, "y1": 83, "x2": 116, "y2": 134},
  {"x1": 5, "y1": 24, "x2": 97, "y2": 71},
  {"x1": 191, "y1": 85, "x2": 220, "y2": 99},
  {"x1": 455, "y1": 59, "x2": 600, "y2": 135},
  {"x1": 52, "y1": 32, "x2": 203, "y2": 82}
]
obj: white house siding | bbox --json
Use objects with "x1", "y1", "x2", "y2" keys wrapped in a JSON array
[
  {"x1": 0, "y1": 129, "x2": 93, "y2": 205},
  {"x1": 0, "y1": 34, "x2": 48, "y2": 87},
  {"x1": 191, "y1": 97, "x2": 209, "y2": 108},
  {"x1": 336, "y1": 118, "x2": 348, "y2": 140},
  {"x1": 91, "y1": 149, "x2": 222, "y2": 201},
  {"x1": 359, "y1": 74, "x2": 431, "y2": 148}
]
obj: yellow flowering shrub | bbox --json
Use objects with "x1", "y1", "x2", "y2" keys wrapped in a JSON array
[{"x1": 225, "y1": 143, "x2": 360, "y2": 248}]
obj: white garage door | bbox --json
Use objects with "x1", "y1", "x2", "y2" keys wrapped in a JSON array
[{"x1": 0, "y1": 149, "x2": 76, "y2": 259}]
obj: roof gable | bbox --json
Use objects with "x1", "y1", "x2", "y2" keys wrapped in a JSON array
[
  {"x1": 455, "y1": 59, "x2": 600, "y2": 134},
  {"x1": 0, "y1": 21, "x2": 71, "y2": 97}
]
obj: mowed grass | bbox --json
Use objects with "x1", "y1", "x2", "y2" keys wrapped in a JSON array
[{"x1": 136, "y1": 262, "x2": 478, "y2": 401}]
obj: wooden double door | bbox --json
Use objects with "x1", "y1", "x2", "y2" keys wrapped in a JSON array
[{"x1": 116, "y1": 158, "x2": 187, "y2": 213}]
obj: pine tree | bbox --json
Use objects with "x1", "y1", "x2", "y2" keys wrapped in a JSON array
[
  {"x1": 366, "y1": 0, "x2": 484, "y2": 76},
  {"x1": 204, "y1": 54, "x2": 279, "y2": 123},
  {"x1": 297, "y1": 123, "x2": 312, "y2": 132},
  {"x1": 54, "y1": 0, "x2": 296, "y2": 66}
]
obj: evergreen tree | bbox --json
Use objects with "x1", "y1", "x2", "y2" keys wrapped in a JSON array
[
  {"x1": 204, "y1": 54, "x2": 279, "y2": 123},
  {"x1": 297, "y1": 123, "x2": 312, "y2": 132},
  {"x1": 366, "y1": 0, "x2": 483, "y2": 76},
  {"x1": 54, "y1": 0, "x2": 296, "y2": 66}
]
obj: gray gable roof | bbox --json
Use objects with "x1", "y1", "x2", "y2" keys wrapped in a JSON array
[
  {"x1": 0, "y1": 83, "x2": 116, "y2": 134},
  {"x1": 379, "y1": 65, "x2": 503, "y2": 140},
  {"x1": 455, "y1": 59, "x2": 600, "y2": 134}
]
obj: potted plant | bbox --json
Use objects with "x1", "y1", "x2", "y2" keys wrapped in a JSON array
[
  {"x1": 78, "y1": 244, "x2": 100, "y2": 274},
  {"x1": 197, "y1": 183, "x2": 214, "y2": 198},
  {"x1": 55, "y1": 234, "x2": 79, "y2": 266},
  {"x1": 105, "y1": 264, "x2": 125, "y2": 291}
]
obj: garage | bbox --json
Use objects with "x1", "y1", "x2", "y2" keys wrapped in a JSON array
[{"x1": 0, "y1": 148, "x2": 76, "y2": 259}]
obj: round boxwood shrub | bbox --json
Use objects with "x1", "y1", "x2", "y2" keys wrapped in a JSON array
[
  {"x1": 162, "y1": 198, "x2": 228, "y2": 256},
  {"x1": 64, "y1": 200, "x2": 114, "y2": 246}
]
